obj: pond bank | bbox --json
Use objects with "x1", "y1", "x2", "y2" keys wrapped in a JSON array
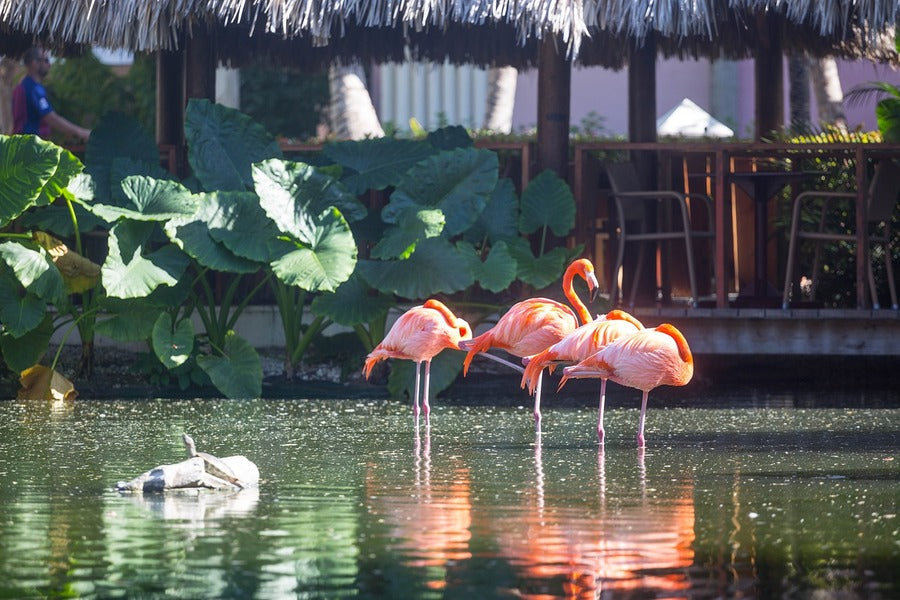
[{"x1": 3, "y1": 346, "x2": 898, "y2": 407}]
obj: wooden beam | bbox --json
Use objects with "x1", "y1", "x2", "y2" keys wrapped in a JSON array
[
  {"x1": 184, "y1": 27, "x2": 217, "y2": 102},
  {"x1": 627, "y1": 34, "x2": 659, "y2": 303},
  {"x1": 155, "y1": 50, "x2": 184, "y2": 147},
  {"x1": 536, "y1": 36, "x2": 571, "y2": 179},
  {"x1": 754, "y1": 11, "x2": 783, "y2": 140}
]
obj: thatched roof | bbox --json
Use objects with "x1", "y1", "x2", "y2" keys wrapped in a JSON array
[
  {"x1": 0, "y1": 1, "x2": 896, "y2": 69},
  {"x1": 580, "y1": 2, "x2": 900, "y2": 68}
]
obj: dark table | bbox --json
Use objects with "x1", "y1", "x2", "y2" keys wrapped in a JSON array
[{"x1": 728, "y1": 170, "x2": 823, "y2": 305}]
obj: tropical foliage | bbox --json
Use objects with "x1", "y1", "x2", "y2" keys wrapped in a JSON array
[{"x1": 0, "y1": 102, "x2": 580, "y2": 401}]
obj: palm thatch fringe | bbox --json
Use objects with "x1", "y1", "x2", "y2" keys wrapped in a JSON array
[{"x1": 0, "y1": 1, "x2": 896, "y2": 68}]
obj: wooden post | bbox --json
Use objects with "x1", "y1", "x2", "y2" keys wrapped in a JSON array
[
  {"x1": 185, "y1": 27, "x2": 217, "y2": 103},
  {"x1": 627, "y1": 34, "x2": 659, "y2": 304},
  {"x1": 627, "y1": 33, "x2": 657, "y2": 185},
  {"x1": 755, "y1": 11, "x2": 784, "y2": 140},
  {"x1": 156, "y1": 50, "x2": 184, "y2": 149},
  {"x1": 536, "y1": 36, "x2": 571, "y2": 179}
]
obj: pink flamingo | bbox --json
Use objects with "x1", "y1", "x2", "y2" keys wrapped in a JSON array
[
  {"x1": 559, "y1": 324, "x2": 694, "y2": 446},
  {"x1": 460, "y1": 258, "x2": 599, "y2": 424},
  {"x1": 364, "y1": 299, "x2": 472, "y2": 418},
  {"x1": 521, "y1": 309, "x2": 644, "y2": 439}
]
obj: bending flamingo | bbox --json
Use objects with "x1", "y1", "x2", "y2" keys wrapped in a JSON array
[
  {"x1": 460, "y1": 258, "x2": 599, "y2": 424},
  {"x1": 559, "y1": 324, "x2": 693, "y2": 447},
  {"x1": 364, "y1": 299, "x2": 472, "y2": 418},
  {"x1": 521, "y1": 309, "x2": 644, "y2": 439}
]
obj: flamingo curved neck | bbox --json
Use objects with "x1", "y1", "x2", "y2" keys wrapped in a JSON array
[{"x1": 563, "y1": 270, "x2": 592, "y2": 325}]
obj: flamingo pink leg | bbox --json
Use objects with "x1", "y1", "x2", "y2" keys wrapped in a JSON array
[
  {"x1": 597, "y1": 378, "x2": 607, "y2": 442},
  {"x1": 637, "y1": 390, "x2": 649, "y2": 447},
  {"x1": 413, "y1": 361, "x2": 422, "y2": 417},
  {"x1": 423, "y1": 360, "x2": 432, "y2": 418},
  {"x1": 533, "y1": 371, "x2": 544, "y2": 426}
]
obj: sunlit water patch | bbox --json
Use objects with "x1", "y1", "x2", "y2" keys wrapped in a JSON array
[{"x1": 0, "y1": 398, "x2": 897, "y2": 598}]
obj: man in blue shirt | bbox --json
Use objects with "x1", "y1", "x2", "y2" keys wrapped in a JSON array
[{"x1": 12, "y1": 47, "x2": 90, "y2": 141}]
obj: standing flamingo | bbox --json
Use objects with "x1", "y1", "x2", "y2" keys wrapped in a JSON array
[
  {"x1": 460, "y1": 258, "x2": 599, "y2": 424},
  {"x1": 364, "y1": 299, "x2": 472, "y2": 419},
  {"x1": 559, "y1": 324, "x2": 693, "y2": 447},
  {"x1": 521, "y1": 309, "x2": 644, "y2": 439}
]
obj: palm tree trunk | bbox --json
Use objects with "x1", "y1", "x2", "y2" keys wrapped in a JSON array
[
  {"x1": 328, "y1": 63, "x2": 384, "y2": 140},
  {"x1": 809, "y1": 56, "x2": 847, "y2": 132},
  {"x1": 0, "y1": 57, "x2": 18, "y2": 133},
  {"x1": 483, "y1": 66, "x2": 517, "y2": 133},
  {"x1": 788, "y1": 54, "x2": 810, "y2": 131}
]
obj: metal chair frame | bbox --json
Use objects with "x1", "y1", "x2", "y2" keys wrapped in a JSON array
[
  {"x1": 605, "y1": 162, "x2": 715, "y2": 308},
  {"x1": 782, "y1": 159, "x2": 899, "y2": 310}
]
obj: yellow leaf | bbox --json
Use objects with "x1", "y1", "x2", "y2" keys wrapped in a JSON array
[
  {"x1": 409, "y1": 117, "x2": 426, "y2": 138},
  {"x1": 18, "y1": 365, "x2": 78, "y2": 402},
  {"x1": 32, "y1": 231, "x2": 100, "y2": 294}
]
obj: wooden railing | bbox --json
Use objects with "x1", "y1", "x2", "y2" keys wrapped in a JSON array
[{"x1": 573, "y1": 142, "x2": 900, "y2": 309}]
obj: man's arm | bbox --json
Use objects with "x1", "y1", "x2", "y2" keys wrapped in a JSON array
[{"x1": 44, "y1": 111, "x2": 90, "y2": 141}]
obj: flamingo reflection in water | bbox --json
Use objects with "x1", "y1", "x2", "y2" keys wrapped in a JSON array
[
  {"x1": 488, "y1": 440, "x2": 695, "y2": 599},
  {"x1": 363, "y1": 423, "x2": 473, "y2": 593}
]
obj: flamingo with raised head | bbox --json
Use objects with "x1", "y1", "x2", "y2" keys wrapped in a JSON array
[
  {"x1": 364, "y1": 299, "x2": 472, "y2": 419},
  {"x1": 559, "y1": 324, "x2": 693, "y2": 446},
  {"x1": 460, "y1": 258, "x2": 599, "y2": 424},
  {"x1": 521, "y1": 309, "x2": 644, "y2": 439}
]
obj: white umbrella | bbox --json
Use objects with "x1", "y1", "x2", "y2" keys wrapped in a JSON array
[{"x1": 657, "y1": 98, "x2": 734, "y2": 138}]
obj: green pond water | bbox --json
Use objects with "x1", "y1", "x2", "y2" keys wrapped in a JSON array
[{"x1": 0, "y1": 397, "x2": 897, "y2": 598}]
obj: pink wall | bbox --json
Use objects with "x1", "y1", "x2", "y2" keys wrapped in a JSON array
[{"x1": 513, "y1": 58, "x2": 899, "y2": 138}]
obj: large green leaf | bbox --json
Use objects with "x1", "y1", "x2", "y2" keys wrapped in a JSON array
[
  {"x1": 371, "y1": 207, "x2": 445, "y2": 260},
  {"x1": 322, "y1": 138, "x2": 435, "y2": 195},
  {"x1": 90, "y1": 176, "x2": 198, "y2": 223},
  {"x1": 164, "y1": 193, "x2": 262, "y2": 274},
  {"x1": 269, "y1": 207, "x2": 357, "y2": 292},
  {"x1": 518, "y1": 169, "x2": 576, "y2": 236},
  {"x1": 102, "y1": 220, "x2": 189, "y2": 299},
  {"x1": 185, "y1": 99, "x2": 282, "y2": 191},
  {"x1": 0, "y1": 266, "x2": 46, "y2": 337},
  {"x1": 426, "y1": 125, "x2": 474, "y2": 150},
  {"x1": 84, "y1": 112, "x2": 159, "y2": 205},
  {"x1": 507, "y1": 238, "x2": 569, "y2": 289},
  {"x1": 0, "y1": 135, "x2": 63, "y2": 227},
  {"x1": 387, "y1": 147, "x2": 498, "y2": 236},
  {"x1": 464, "y1": 177, "x2": 520, "y2": 244},
  {"x1": 0, "y1": 241, "x2": 66, "y2": 303},
  {"x1": 94, "y1": 305, "x2": 164, "y2": 342},
  {"x1": 0, "y1": 315, "x2": 52, "y2": 372},
  {"x1": 252, "y1": 159, "x2": 367, "y2": 230},
  {"x1": 357, "y1": 237, "x2": 474, "y2": 299},
  {"x1": 387, "y1": 350, "x2": 465, "y2": 402},
  {"x1": 310, "y1": 272, "x2": 394, "y2": 327},
  {"x1": 109, "y1": 157, "x2": 176, "y2": 204},
  {"x1": 152, "y1": 313, "x2": 194, "y2": 369},
  {"x1": 19, "y1": 203, "x2": 107, "y2": 237},
  {"x1": 205, "y1": 192, "x2": 280, "y2": 263},
  {"x1": 196, "y1": 332, "x2": 262, "y2": 399},
  {"x1": 457, "y1": 240, "x2": 518, "y2": 293},
  {"x1": 35, "y1": 146, "x2": 83, "y2": 207}
]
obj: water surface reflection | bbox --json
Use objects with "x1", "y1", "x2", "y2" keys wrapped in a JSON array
[{"x1": 0, "y1": 399, "x2": 896, "y2": 598}]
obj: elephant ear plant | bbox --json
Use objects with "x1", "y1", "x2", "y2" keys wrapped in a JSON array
[
  {"x1": 0, "y1": 134, "x2": 100, "y2": 399},
  {"x1": 80, "y1": 99, "x2": 361, "y2": 397},
  {"x1": 311, "y1": 126, "x2": 583, "y2": 400}
]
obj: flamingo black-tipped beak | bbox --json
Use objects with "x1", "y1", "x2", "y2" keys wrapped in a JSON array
[{"x1": 588, "y1": 273, "x2": 600, "y2": 302}]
